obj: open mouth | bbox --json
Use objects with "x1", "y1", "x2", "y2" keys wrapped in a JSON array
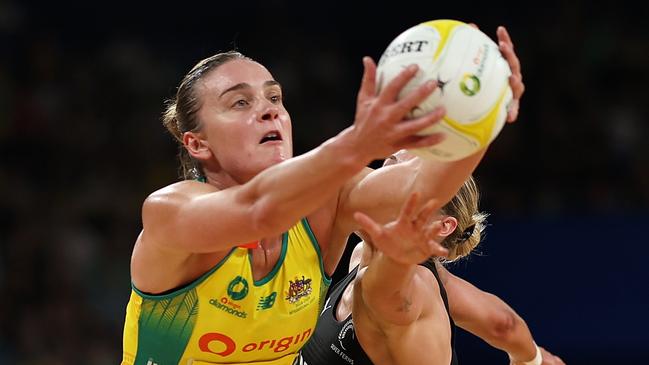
[{"x1": 259, "y1": 130, "x2": 283, "y2": 144}]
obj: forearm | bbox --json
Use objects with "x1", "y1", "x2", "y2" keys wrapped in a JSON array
[
  {"x1": 481, "y1": 310, "x2": 537, "y2": 362},
  {"x1": 246, "y1": 126, "x2": 370, "y2": 234},
  {"x1": 361, "y1": 253, "x2": 422, "y2": 325},
  {"x1": 455, "y1": 291, "x2": 537, "y2": 362},
  {"x1": 346, "y1": 148, "x2": 485, "y2": 225},
  {"x1": 411, "y1": 148, "x2": 485, "y2": 209},
  {"x1": 444, "y1": 269, "x2": 538, "y2": 363}
]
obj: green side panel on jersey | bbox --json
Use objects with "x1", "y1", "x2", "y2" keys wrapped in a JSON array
[{"x1": 134, "y1": 288, "x2": 199, "y2": 365}]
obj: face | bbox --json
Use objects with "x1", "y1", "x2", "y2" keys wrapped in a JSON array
[{"x1": 191, "y1": 59, "x2": 293, "y2": 183}]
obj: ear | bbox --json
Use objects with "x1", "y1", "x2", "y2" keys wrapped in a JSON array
[
  {"x1": 183, "y1": 131, "x2": 212, "y2": 161},
  {"x1": 349, "y1": 241, "x2": 365, "y2": 272},
  {"x1": 437, "y1": 216, "x2": 458, "y2": 238}
]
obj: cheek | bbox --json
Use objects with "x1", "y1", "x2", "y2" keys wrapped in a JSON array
[
  {"x1": 211, "y1": 120, "x2": 253, "y2": 146},
  {"x1": 281, "y1": 115, "x2": 293, "y2": 141}
]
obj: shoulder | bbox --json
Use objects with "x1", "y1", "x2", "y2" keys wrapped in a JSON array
[
  {"x1": 145, "y1": 180, "x2": 218, "y2": 203},
  {"x1": 143, "y1": 180, "x2": 217, "y2": 213},
  {"x1": 414, "y1": 264, "x2": 441, "y2": 290},
  {"x1": 141, "y1": 180, "x2": 221, "y2": 240}
]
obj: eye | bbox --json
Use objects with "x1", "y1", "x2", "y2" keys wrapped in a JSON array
[
  {"x1": 232, "y1": 99, "x2": 249, "y2": 108},
  {"x1": 269, "y1": 94, "x2": 282, "y2": 104}
]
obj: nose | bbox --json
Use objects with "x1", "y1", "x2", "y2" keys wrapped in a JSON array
[{"x1": 260, "y1": 104, "x2": 279, "y2": 122}]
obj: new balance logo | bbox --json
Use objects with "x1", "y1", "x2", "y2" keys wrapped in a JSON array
[{"x1": 257, "y1": 292, "x2": 277, "y2": 310}]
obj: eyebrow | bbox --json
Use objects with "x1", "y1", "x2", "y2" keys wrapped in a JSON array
[
  {"x1": 219, "y1": 80, "x2": 282, "y2": 98},
  {"x1": 264, "y1": 80, "x2": 281, "y2": 89}
]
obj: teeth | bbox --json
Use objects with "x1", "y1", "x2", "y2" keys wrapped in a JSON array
[{"x1": 260, "y1": 131, "x2": 281, "y2": 144}]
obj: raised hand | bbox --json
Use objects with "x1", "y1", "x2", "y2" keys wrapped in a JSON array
[
  {"x1": 467, "y1": 23, "x2": 525, "y2": 123},
  {"x1": 497, "y1": 26, "x2": 525, "y2": 122},
  {"x1": 353, "y1": 192, "x2": 449, "y2": 264},
  {"x1": 350, "y1": 57, "x2": 446, "y2": 161}
]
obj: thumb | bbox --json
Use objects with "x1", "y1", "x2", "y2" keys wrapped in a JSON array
[{"x1": 353, "y1": 211, "x2": 383, "y2": 239}]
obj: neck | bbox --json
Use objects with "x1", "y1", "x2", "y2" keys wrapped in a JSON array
[{"x1": 204, "y1": 170, "x2": 244, "y2": 190}]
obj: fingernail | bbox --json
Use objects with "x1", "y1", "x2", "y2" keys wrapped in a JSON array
[{"x1": 407, "y1": 64, "x2": 418, "y2": 72}]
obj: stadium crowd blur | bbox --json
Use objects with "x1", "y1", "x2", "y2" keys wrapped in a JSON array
[{"x1": 1, "y1": 1, "x2": 647, "y2": 364}]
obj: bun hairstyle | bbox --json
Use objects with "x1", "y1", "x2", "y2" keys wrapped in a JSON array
[
  {"x1": 162, "y1": 51, "x2": 252, "y2": 180},
  {"x1": 439, "y1": 176, "x2": 487, "y2": 262}
]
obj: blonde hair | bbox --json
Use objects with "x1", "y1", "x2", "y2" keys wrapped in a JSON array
[
  {"x1": 437, "y1": 176, "x2": 487, "y2": 262},
  {"x1": 162, "y1": 51, "x2": 253, "y2": 180}
]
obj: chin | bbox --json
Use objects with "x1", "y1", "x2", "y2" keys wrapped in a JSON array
[
  {"x1": 257, "y1": 156, "x2": 284, "y2": 171},
  {"x1": 270, "y1": 155, "x2": 287, "y2": 165},
  {"x1": 271, "y1": 147, "x2": 291, "y2": 162}
]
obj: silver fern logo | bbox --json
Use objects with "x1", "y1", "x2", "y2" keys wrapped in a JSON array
[{"x1": 338, "y1": 319, "x2": 355, "y2": 351}]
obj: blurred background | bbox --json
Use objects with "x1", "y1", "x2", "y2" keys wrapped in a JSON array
[{"x1": 1, "y1": 0, "x2": 648, "y2": 364}]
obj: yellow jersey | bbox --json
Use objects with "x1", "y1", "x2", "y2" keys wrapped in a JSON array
[{"x1": 122, "y1": 218, "x2": 331, "y2": 365}]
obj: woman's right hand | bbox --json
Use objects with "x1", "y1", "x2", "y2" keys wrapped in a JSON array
[{"x1": 349, "y1": 57, "x2": 446, "y2": 161}]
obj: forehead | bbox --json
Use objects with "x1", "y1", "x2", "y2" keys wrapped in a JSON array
[{"x1": 200, "y1": 59, "x2": 276, "y2": 94}]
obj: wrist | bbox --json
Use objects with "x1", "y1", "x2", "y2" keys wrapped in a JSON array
[
  {"x1": 509, "y1": 343, "x2": 542, "y2": 365},
  {"x1": 328, "y1": 126, "x2": 373, "y2": 169},
  {"x1": 377, "y1": 251, "x2": 417, "y2": 270}
]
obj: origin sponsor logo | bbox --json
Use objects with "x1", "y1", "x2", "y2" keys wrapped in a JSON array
[
  {"x1": 209, "y1": 297, "x2": 247, "y2": 318},
  {"x1": 199, "y1": 328, "x2": 313, "y2": 356}
]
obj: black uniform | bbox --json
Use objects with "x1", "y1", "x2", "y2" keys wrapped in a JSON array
[{"x1": 296, "y1": 261, "x2": 458, "y2": 365}]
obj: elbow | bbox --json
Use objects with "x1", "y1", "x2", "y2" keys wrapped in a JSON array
[{"x1": 487, "y1": 309, "x2": 519, "y2": 343}]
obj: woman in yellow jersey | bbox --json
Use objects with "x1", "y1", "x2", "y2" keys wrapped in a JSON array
[{"x1": 122, "y1": 25, "x2": 525, "y2": 365}]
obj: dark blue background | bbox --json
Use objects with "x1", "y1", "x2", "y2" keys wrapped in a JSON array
[{"x1": 1, "y1": 0, "x2": 648, "y2": 364}]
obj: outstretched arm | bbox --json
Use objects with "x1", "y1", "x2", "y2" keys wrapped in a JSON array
[
  {"x1": 355, "y1": 193, "x2": 449, "y2": 325},
  {"x1": 353, "y1": 193, "x2": 455, "y2": 365},
  {"x1": 437, "y1": 264, "x2": 565, "y2": 365},
  {"x1": 143, "y1": 58, "x2": 446, "y2": 254}
]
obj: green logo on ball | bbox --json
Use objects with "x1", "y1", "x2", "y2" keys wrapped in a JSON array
[{"x1": 459, "y1": 74, "x2": 481, "y2": 96}]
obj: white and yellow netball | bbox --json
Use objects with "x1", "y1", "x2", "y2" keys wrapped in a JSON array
[{"x1": 377, "y1": 19, "x2": 513, "y2": 161}]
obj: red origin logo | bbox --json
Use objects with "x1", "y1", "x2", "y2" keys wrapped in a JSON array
[
  {"x1": 198, "y1": 329, "x2": 312, "y2": 356},
  {"x1": 198, "y1": 333, "x2": 236, "y2": 356}
]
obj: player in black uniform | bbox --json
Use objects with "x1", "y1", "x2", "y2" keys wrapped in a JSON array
[{"x1": 297, "y1": 152, "x2": 565, "y2": 365}]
